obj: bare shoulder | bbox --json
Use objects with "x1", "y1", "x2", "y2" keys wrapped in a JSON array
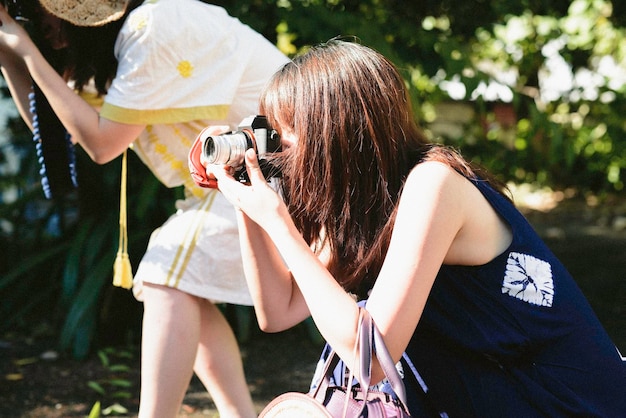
[
  {"x1": 404, "y1": 161, "x2": 512, "y2": 265},
  {"x1": 398, "y1": 161, "x2": 472, "y2": 239},
  {"x1": 404, "y1": 161, "x2": 473, "y2": 201},
  {"x1": 407, "y1": 160, "x2": 457, "y2": 178}
]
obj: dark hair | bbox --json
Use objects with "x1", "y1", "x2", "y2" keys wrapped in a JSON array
[
  {"x1": 260, "y1": 40, "x2": 508, "y2": 297},
  {"x1": 60, "y1": 0, "x2": 144, "y2": 95}
]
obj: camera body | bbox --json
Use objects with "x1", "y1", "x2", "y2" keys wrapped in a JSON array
[{"x1": 199, "y1": 115, "x2": 281, "y2": 182}]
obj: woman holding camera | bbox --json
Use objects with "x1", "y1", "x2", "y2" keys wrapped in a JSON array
[
  {"x1": 0, "y1": 0, "x2": 288, "y2": 417},
  {"x1": 204, "y1": 39, "x2": 626, "y2": 416}
]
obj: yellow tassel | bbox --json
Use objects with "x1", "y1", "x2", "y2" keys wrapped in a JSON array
[
  {"x1": 113, "y1": 149, "x2": 133, "y2": 288},
  {"x1": 113, "y1": 251, "x2": 133, "y2": 289}
]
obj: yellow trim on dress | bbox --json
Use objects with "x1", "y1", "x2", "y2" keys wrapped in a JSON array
[
  {"x1": 165, "y1": 190, "x2": 218, "y2": 288},
  {"x1": 100, "y1": 102, "x2": 230, "y2": 125},
  {"x1": 78, "y1": 90, "x2": 105, "y2": 109}
]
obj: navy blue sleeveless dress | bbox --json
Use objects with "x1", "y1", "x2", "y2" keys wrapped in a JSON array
[{"x1": 402, "y1": 178, "x2": 626, "y2": 417}]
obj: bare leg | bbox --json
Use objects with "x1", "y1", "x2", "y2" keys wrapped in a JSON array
[
  {"x1": 138, "y1": 284, "x2": 201, "y2": 418},
  {"x1": 193, "y1": 300, "x2": 256, "y2": 418}
]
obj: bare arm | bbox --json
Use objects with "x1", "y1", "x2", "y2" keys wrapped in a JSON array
[
  {"x1": 0, "y1": 8, "x2": 144, "y2": 164},
  {"x1": 212, "y1": 151, "x2": 506, "y2": 382},
  {"x1": 235, "y1": 210, "x2": 311, "y2": 331},
  {"x1": 212, "y1": 154, "x2": 362, "y2": 364},
  {"x1": 1, "y1": 55, "x2": 33, "y2": 130},
  {"x1": 238, "y1": 203, "x2": 363, "y2": 364}
]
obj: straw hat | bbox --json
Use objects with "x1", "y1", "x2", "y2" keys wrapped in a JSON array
[{"x1": 38, "y1": 0, "x2": 129, "y2": 27}]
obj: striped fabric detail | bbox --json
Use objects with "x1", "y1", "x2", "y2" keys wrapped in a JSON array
[
  {"x1": 100, "y1": 102, "x2": 230, "y2": 125},
  {"x1": 165, "y1": 190, "x2": 218, "y2": 287}
]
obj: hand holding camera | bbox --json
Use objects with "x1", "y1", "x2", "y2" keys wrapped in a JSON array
[{"x1": 189, "y1": 115, "x2": 281, "y2": 189}]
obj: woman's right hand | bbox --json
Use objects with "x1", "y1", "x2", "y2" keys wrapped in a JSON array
[
  {"x1": 0, "y1": 5, "x2": 35, "y2": 65},
  {"x1": 0, "y1": 5, "x2": 39, "y2": 131},
  {"x1": 208, "y1": 148, "x2": 288, "y2": 232}
]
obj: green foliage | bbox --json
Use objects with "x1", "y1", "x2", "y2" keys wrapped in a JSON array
[
  {"x1": 0, "y1": 139, "x2": 175, "y2": 358},
  {"x1": 1, "y1": 0, "x2": 625, "y2": 359},
  {"x1": 218, "y1": 0, "x2": 626, "y2": 191},
  {"x1": 86, "y1": 347, "x2": 136, "y2": 416},
  {"x1": 88, "y1": 401, "x2": 101, "y2": 418},
  {"x1": 454, "y1": 0, "x2": 626, "y2": 191}
]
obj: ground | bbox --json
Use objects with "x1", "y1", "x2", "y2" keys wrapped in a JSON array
[
  {"x1": 1, "y1": 322, "x2": 323, "y2": 417},
  {"x1": 1, "y1": 187, "x2": 625, "y2": 417}
]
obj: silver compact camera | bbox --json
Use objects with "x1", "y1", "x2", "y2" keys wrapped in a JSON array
[{"x1": 200, "y1": 115, "x2": 281, "y2": 182}]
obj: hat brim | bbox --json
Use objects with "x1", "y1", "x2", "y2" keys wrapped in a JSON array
[{"x1": 38, "y1": 0, "x2": 128, "y2": 27}]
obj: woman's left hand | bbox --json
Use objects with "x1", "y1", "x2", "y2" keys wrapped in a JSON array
[
  {"x1": 208, "y1": 149, "x2": 287, "y2": 231},
  {"x1": 188, "y1": 125, "x2": 229, "y2": 189}
]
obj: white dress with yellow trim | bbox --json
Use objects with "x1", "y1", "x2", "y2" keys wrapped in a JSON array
[{"x1": 99, "y1": 0, "x2": 290, "y2": 304}]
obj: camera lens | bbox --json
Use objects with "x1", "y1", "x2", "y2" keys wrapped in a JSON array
[{"x1": 202, "y1": 132, "x2": 251, "y2": 167}]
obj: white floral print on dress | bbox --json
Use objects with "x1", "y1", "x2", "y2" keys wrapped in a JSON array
[{"x1": 502, "y1": 252, "x2": 554, "y2": 307}]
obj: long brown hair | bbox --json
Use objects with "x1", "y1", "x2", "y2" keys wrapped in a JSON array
[{"x1": 260, "y1": 40, "x2": 507, "y2": 298}]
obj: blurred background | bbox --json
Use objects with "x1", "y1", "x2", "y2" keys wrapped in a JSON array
[{"x1": 1, "y1": 0, "x2": 625, "y2": 416}]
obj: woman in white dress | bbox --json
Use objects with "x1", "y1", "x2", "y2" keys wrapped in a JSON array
[{"x1": 0, "y1": 1, "x2": 289, "y2": 416}]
